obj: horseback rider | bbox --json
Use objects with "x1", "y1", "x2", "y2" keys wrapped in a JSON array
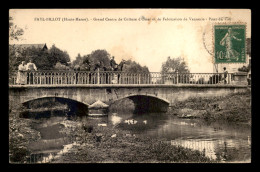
[{"x1": 110, "y1": 56, "x2": 118, "y2": 71}]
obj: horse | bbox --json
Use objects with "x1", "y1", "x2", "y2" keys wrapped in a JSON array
[{"x1": 113, "y1": 60, "x2": 125, "y2": 71}]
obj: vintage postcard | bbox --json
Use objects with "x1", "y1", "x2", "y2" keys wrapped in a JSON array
[{"x1": 9, "y1": 9, "x2": 251, "y2": 163}]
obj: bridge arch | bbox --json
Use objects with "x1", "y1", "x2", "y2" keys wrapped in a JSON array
[
  {"x1": 114, "y1": 93, "x2": 170, "y2": 105},
  {"x1": 21, "y1": 96, "x2": 89, "y2": 117},
  {"x1": 20, "y1": 95, "x2": 89, "y2": 106},
  {"x1": 112, "y1": 93, "x2": 170, "y2": 113}
]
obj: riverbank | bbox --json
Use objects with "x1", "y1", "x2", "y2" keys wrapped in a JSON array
[
  {"x1": 9, "y1": 105, "x2": 41, "y2": 163},
  {"x1": 168, "y1": 89, "x2": 251, "y2": 124}
]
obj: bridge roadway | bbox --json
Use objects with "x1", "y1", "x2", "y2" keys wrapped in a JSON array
[{"x1": 9, "y1": 83, "x2": 248, "y2": 112}]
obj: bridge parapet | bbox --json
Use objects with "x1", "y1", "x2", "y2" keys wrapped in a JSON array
[
  {"x1": 231, "y1": 72, "x2": 248, "y2": 86},
  {"x1": 9, "y1": 71, "x2": 247, "y2": 86}
]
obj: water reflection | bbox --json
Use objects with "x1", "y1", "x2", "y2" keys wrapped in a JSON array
[
  {"x1": 124, "y1": 119, "x2": 138, "y2": 125},
  {"x1": 28, "y1": 142, "x2": 79, "y2": 163},
  {"x1": 111, "y1": 112, "x2": 251, "y2": 162},
  {"x1": 27, "y1": 114, "x2": 79, "y2": 163},
  {"x1": 116, "y1": 113, "x2": 169, "y2": 133},
  {"x1": 110, "y1": 114, "x2": 122, "y2": 125},
  {"x1": 28, "y1": 151, "x2": 57, "y2": 163},
  {"x1": 171, "y1": 139, "x2": 216, "y2": 159}
]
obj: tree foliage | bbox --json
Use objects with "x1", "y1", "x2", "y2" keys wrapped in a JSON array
[
  {"x1": 72, "y1": 50, "x2": 112, "y2": 71},
  {"x1": 9, "y1": 44, "x2": 71, "y2": 71},
  {"x1": 238, "y1": 65, "x2": 250, "y2": 72},
  {"x1": 9, "y1": 17, "x2": 24, "y2": 41},
  {"x1": 161, "y1": 57, "x2": 190, "y2": 73},
  {"x1": 9, "y1": 17, "x2": 25, "y2": 74},
  {"x1": 73, "y1": 53, "x2": 83, "y2": 67},
  {"x1": 9, "y1": 45, "x2": 24, "y2": 73},
  {"x1": 160, "y1": 57, "x2": 190, "y2": 84},
  {"x1": 49, "y1": 45, "x2": 70, "y2": 66},
  {"x1": 123, "y1": 60, "x2": 150, "y2": 73},
  {"x1": 89, "y1": 49, "x2": 111, "y2": 69}
]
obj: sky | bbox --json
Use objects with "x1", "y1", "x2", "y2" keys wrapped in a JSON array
[{"x1": 9, "y1": 9, "x2": 251, "y2": 73}]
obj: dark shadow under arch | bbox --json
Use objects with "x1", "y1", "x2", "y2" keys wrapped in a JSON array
[
  {"x1": 21, "y1": 97, "x2": 89, "y2": 118},
  {"x1": 114, "y1": 95, "x2": 170, "y2": 114}
]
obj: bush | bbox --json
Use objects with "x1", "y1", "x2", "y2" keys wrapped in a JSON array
[
  {"x1": 9, "y1": 146, "x2": 29, "y2": 163},
  {"x1": 9, "y1": 104, "x2": 37, "y2": 163},
  {"x1": 148, "y1": 141, "x2": 213, "y2": 162}
]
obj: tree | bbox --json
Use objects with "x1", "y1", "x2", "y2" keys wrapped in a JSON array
[
  {"x1": 161, "y1": 57, "x2": 190, "y2": 84},
  {"x1": 123, "y1": 60, "x2": 150, "y2": 73},
  {"x1": 9, "y1": 45, "x2": 25, "y2": 73},
  {"x1": 71, "y1": 50, "x2": 111, "y2": 71},
  {"x1": 9, "y1": 17, "x2": 24, "y2": 41},
  {"x1": 48, "y1": 45, "x2": 70, "y2": 66},
  {"x1": 72, "y1": 54, "x2": 93, "y2": 71},
  {"x1": 26, "y1": 46, "x2": 51, "y2": 70},
  {"x1": 10, "y1": 44, "x2": 71, "y2": 71},
  {"x1": 9, "y1": 17, "x2": 25, "y2": 74},
  {"x1": 121, "y1": 60, "x2": 150, "y2": 84},
  {"x1": 89, "y1": 49, "x2": 111, "y2": 70},
  {"x1": 73, "y1": 53, "x2": 83, "y2": 66},
  {"x1": 161, "y1": 57, "x2": 190, "y2": 73}
]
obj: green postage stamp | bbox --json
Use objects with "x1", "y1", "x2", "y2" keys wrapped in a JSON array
[{"x1": 214, "y1": 24, "x2": 246, "y2": 63}]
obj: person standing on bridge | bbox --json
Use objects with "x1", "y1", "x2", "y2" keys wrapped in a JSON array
[
  {"x1": 110, "y1": 56, "x2": 119, "y2": 84},
  {"x1": 16, "y1": 61, "x2": 27, "y2": 85},
  {"x1": 222, "y1": 67, "x2": 228, "y2": 84},
  {"x1": 26, "y1": 59, "x2": 37, "y2": 71},
  {"x1": 26, "y1": 59, "x2": 37, "y2": 84}
]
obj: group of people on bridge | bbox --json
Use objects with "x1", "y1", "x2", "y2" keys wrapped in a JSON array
[
  {"x1": 72, "y1": 57, "x2": 126, "y2": 84},
  {"x1": 73, "y1": 56, "x2": 126, "y2": 72},
  {"x1": 16, "y1": 60, "x2": 37, "y2": 85},
  {"x1": 15, "y1": 57, "x2": 127, "y2": 85}
]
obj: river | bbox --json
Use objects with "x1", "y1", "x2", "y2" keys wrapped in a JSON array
[{"x1": 26, "y1": 111, "x2": 251, "y2": 163}]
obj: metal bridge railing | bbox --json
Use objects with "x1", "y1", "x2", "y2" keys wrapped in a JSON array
[{"x1": 9, "y1": 70, "x2": 234, "y2": 86}]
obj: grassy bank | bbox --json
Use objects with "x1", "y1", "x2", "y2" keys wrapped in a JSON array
[{"x1": 168, "y1": 89, "x2": 251, "y2": 123}]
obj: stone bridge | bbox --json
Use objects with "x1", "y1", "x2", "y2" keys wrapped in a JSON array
[{"x1": 9, "y1": 84, "x2": 248, "y2": 112}]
